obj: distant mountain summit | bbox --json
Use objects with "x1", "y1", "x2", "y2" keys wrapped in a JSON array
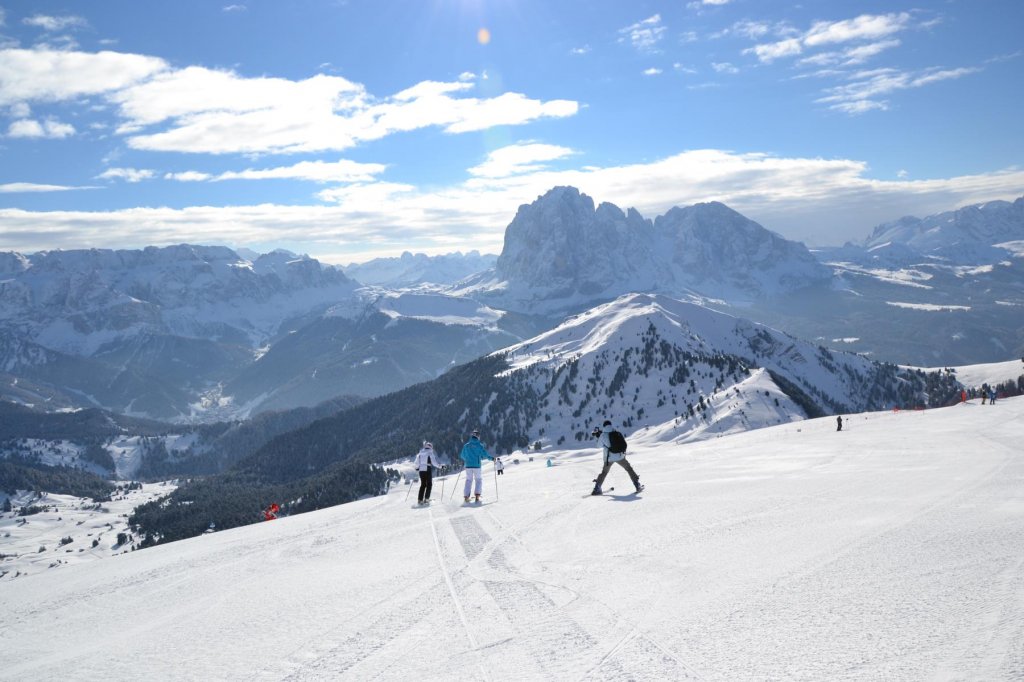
[
  {"x1": 863, "y1": 197, "x2": 1024, "y2": 263},
  {"x1": 484, "y1": 186, "x2": 831, "y2": 309}
]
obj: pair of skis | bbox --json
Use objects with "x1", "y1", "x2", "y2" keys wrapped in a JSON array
[{"x1": 585, "y1": 484, "x2": 645, "y2": 498}]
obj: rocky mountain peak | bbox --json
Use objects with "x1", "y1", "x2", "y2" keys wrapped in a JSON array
[{"x1": 491, "y1": 187, "x2": 829, "y2": 307}]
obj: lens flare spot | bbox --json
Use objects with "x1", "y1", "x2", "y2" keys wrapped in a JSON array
[{"x1": 477, "y1": 28, "x2": 491, "y2": 45}]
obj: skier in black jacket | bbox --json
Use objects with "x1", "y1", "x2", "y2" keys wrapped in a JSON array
[{"x1": 591, "y1": 420, "x2": 642, "y2": 495}]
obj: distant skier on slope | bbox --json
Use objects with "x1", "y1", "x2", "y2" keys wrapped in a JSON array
[
  {"x1": 413, "y1": 441, "x2": 440, "y2": 505},
  {"x1": 495, "y1": 457, "x2": 505, "y2": 476},
  {"x1": 459, "y1": 429, "x2": 494, "y2": 503},
  {"x1": 837, "y1": 415, "x2": 843, "y2": 431},
  {"x1": 591, "y1": 420, "x2": 643, "y2": 495}
]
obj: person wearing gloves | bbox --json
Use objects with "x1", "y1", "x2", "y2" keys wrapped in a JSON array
[
  {"x1": 459, "y1": 429, "x2": 494, "y2": 503},
  {"x1": 591, "y1": 420, "x2": 642, "y2": 495},
  {"x1": 413, "y1": 441, "x2": 441, "y2": 505}
]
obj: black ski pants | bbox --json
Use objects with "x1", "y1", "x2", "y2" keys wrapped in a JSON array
[
  {"x1": 418, "y1": 470, "x2": 433, "y2": 503},
  {"x1": 595, "y1": 457, "x2": 640, "y2": 490}
]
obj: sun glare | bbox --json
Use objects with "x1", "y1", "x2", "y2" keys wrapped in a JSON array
[{"x1": 477, "y1": 27, "x2": 491, "y2": 45}]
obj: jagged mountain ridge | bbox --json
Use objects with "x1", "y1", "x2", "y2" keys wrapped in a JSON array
[
  {"x1": 491, "y1": 293, "x2": 957, "y2": 446},
  {"x1": 342, "y1": 250, "x2": 496, "y2": 287},
  {"x1": 863, "y1": 197, "x2": 1024, "y2": 264}
]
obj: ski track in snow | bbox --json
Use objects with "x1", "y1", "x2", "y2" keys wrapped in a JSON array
[{"x1": 2, "y1": 399, "x2": 1024, "y2": 680}]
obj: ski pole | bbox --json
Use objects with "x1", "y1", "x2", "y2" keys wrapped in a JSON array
[
  {"x1": 405, "y1": 473, "x2": 414, "y2": 502},
  {"x1": 440, "y1": 473, "x2": 445, "y2": 502},
  {"x1": 493, "y1": 463, "x2": 499, "y2": 502},
  {"x1": 449, "y1": 470, "x2": 462, "y2": 501}
]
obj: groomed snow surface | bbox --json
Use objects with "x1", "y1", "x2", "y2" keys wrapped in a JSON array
[{"x1": 3, "y1": 398, "x2": 1023, "y2": 681}]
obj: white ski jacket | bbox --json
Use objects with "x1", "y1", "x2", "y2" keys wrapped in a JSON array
[
  {"x1": 599, "y1": 425, "x2": 624, "y2": 463},
  {"x1": 413, "y1": 447, "x2": 439, "y2": 472}
]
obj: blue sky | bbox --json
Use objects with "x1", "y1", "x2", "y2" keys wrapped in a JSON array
[{"x1": 0, "y1": 0, "x2": 1021, "y2": 263}]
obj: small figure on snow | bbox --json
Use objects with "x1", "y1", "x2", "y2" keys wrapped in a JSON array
[
  {"x1": 591, "y1": 420, "x2": 642, "y2": 495},
  {"x1": 495, "y1": 457, "x2": 504, "y2": 476},
  {"x1": 459, "y1": 429, "x2": 494, "y2": 503},
  {"x1": 262, "y1": 502, "x2": 280, "y2": 521},
  {"x1": 414, "y1": 441, "x2": 440, "y2": 505},
  {"x1": 837, "y1": 415, "x2": 843, "y2": 432}
]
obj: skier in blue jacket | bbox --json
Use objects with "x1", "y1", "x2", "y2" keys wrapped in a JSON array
[{"x1": 459, "y1": 429, "x2": 493, "y2": 503}]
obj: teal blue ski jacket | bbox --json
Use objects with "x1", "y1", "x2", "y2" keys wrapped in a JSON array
[{"x1": 459, "y1": 436, "x2": 493, "y2": 468}]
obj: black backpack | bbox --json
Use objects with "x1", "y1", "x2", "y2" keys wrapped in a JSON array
[{"x1": 607, "y1": 430, "x2": 628, "y2": 454}]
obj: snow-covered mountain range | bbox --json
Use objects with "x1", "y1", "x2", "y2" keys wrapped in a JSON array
[
  {"x1": 342, "y1": 250, "x2": 496, "y2": 287},
  {"x1": 0, "y1": 245, "x2": 359, "y2": 418},
  {"x1": 2, "y1": 190, "x2": 1022, "y2": 420}
]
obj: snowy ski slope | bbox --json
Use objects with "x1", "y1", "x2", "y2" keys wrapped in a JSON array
[{"x1": 2, "y1": 397, "x2": 1023, "y2": 680}]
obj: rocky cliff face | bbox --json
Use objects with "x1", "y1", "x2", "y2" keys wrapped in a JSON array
[
  {"x1": 495, "y1": 186, "x2": 656, "y2": 297},
  {"x1": 490, "y1": 187, "x2": 831, "y2": 306},
  {"x1": 653, "y1": 201, "x2": 832, "y2": 293}
]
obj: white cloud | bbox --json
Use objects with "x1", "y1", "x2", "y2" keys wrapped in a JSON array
[
  {"x1": 7, "y1": 118, "x2": 75, "y2": 138},
  {"x1": 912, "y1": 67, "x2": 979, "y2": 87},
  {"x1": 619, "y1": 15, "x2": 666, "y2": 53},
  {"x1": 747, "y1": 13, "x2": 912, "y2": 64},
  {"x1": 222, "y1": 5, "x2": 247, "y2": 12},
  {"x1": 0, "y1": 48, "x2": 168, "y2": 105},
  {"x1": 97, "y1": 167, "x2": 155, "y2": 183},
  {"x1": 166, "y1": 159, "x2": 387, "y2": 184},
  {"x1": 673, "y1": 63, "x2": 698, "y2": 75},
  {"x1": 817, "y1": 66, "x2": 980, "y2": 114},
  {"x1": 570, "y1": 45, "x2": 591, "y2": 55},
  {"x1": 897, "y1": 170, "x2": 909, "y2": 179},
  {"x1": 113, "y1": 65, "x2": 576, "y2": 154},
  {"x1": 0, "y1": 8, "x2": 6, "y2": 28},
  {"x1": 467, "y1": 143, "x2": 575, "y2": 179},
  {"x1": 0, "y1": 182, "x2": 95, "y2": 193},
  {"x1": 797, "y1": 39, "x2": 901, "y2": 68},
  {"x1": 1, "y1": 48, "x2": 578, "y2": 155},
  {"x1": 803, "y1": 13, "x2": 911, "y2": 47},
  {"x1": 164, "y1": 171, "x2": 212, "y2": 182},
  {"x1": 744, "y1": 38, "x2": 802, "y2": 63},
  {"x1": 643, "y1": 67, "x2": 663, "y2": 76},
  {"x1": 9, "y1": 102, "x2": 31, "y2": 117},
  {"x1": 711, "y1": 62, "x2": 739, "y2": 74},
  {"x1": 5, "y1": 148, "x2": 1022, "y2": 256},
  {"x1": 23, "y1": 14, "x2": 88, "y2": 32}
]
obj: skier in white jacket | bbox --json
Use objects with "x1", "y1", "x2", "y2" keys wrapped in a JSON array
[{"x1": 413, "y1": 441, "x2": 440, "y2": 505}]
